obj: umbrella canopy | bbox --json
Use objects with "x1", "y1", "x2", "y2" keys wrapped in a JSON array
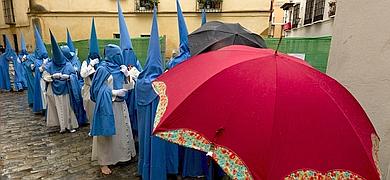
[
  {"x1": 152, "y1": 45, "x2": 381, "y2": 180},
  {"x1": 188, "y1": 21, "x2": 267, "y2": 56}
]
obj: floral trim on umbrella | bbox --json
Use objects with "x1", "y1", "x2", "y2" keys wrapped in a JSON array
[
  {"x1": 372, "y1": 134, "x2": 381, "y2": 178},
  {"x1": 152, "y1": 81, "x2": 168, "y2": 129},
  {"x1": 152, "y1": 81, "x2": 253, "y2": 180},
  {"x1": 285, "y1": 170, "x2": 365, "y2": 180}
]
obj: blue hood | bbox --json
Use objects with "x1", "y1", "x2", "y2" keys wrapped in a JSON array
[
  {"x1": 50, "y1": 30, "x2": 67, "y2": 66},
  {"x1": 66, "y1": 28, "x2": 76, "y2": 53},
  {"x1": 136, "y1": 7, "x2": 163, "y2": 105},
  {"x1": 33, "y1": 26, "x2": 48, "y2": 59},
  {"x1": 88, "y1": 18, "x2": 100, "y2": 60}
]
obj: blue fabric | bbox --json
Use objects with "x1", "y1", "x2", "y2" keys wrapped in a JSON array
[
  {"x1": 167, "y1": 0, "x2": 191, "y2": 69},
  {"x1": 0, "y1": 36, "x2": 14, "y2": 91},
  {"x1": 88, "y1": 17, "x2": 100, "y2": 65},
  {"x1": 34, "y1": 26, "x2": 48, "y2": 60},
  {"x1": 0, "y1": 53, "x2": 11, "y2": 91},
  {"x1": 117, "y1": 0, "x2": 143, "y2": 70},
  {"x1": 66, "y1": 29, "x2": 76, "y2": 53},
  {"x1": 90, "y1": 66, "x2": 115, "y2": 136},
  {"x1": 22, "y1": 54, "x2": 35, "y2": 105},
  {"x1": 68, "y1": 74, "x2": 87, "y2": 126},
  {"x1": 13, "y1": 54, "x2": 28, "y2": 91},
  {"x1": 136, "y1": 7, "x2": 179, "y2": 180},
  {"x1": 201, "y1": 9, "x2": 207, "y2": 25},
  {"x1": 32, "y1": 57, "x2": 43, "y2": 113}
]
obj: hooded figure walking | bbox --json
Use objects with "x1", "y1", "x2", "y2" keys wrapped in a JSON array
[
  {"x1": 90, "y1": 44, "x2": 137, "y2": 174},
  {"x1": 43, "y1": 31, "x2": 79, "y2": 133}
]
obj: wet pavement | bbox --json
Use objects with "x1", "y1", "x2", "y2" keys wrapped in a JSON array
[{"x1": 0, "y1": 91, "x2": 139, "y2": 179}]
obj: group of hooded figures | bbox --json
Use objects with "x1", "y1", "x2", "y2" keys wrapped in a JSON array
[{"x1": 0, "y1": 1, "x2": 225, "y2": 179}]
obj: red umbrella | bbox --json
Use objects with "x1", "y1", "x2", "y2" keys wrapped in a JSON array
[{"x1": 152, "y1": 45, "x2": 381, "y2": 180}]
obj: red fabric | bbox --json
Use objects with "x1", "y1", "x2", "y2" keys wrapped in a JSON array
[
  {"x1": 154, "y1": 45, "x2": 379, "y2": 180},
  {"x1": 283, "y1": 22, "x2": 292, "y2": 31}
]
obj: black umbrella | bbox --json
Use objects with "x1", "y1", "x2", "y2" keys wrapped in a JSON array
[{"x1": 188, "y1": 21, "x2": 267, "y2": 56}]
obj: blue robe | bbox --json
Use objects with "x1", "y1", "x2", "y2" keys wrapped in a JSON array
[
  {"x1": 13, "y1": 54, "x2": 28, "y2": 91},
  {"x1": 136, "y1": 7, "x2": 179, "y2": 180},
  {"x1": 22, "y1": 54, "x2": 35, "y2": 106},
  {"x1": 32, "y1": 57, "x2": 44, "y2": 113},
  {"x1": 0, "y1": 53, "x2": 11, "y2": 91},
  {"x1": 90, "y1": 66, "x2": 115, "y2": 136},
  {"x1": 68, "y1": 74, "x2": 88, "y2": 126}
]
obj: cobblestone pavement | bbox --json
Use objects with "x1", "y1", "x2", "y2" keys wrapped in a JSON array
[{"x1": 0, "y1": 91, "x2": 139, "y2": 179}]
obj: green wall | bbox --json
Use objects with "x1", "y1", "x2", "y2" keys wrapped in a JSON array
[
  {"x1": 46, "y1": 36, "x2": 166, "y2": 67},
  {"x1": 265, "y1": 36, "x2": 332, "y2": 72}
]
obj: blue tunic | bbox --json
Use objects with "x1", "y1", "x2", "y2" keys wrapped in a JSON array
[
  {"x1": 12, "y1": 53, "x2": 27, "y2": 91},
  {"x1": 32, "y1": 57, "x2": 44, "y2": 113},
  {"x1": 22, "y1": 54, "x2": 35, "y2": 105},
  {"x1": 0, "y1": 53, "x2": 11, "y2": 91}
]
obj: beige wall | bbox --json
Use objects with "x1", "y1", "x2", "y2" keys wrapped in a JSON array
[
  {"x1": 0, "y1": 0, "x2": 270, "y2": 58},
  {"x1": 272, "y1": 0, "x2": 288, "y2": 38},
  {"x1": 327, "y1": 0, "x2": 390, "y2": 179}
]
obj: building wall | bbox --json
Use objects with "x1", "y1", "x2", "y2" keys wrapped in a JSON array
[
  {"x1": 285, "y1": 0, "x2": 335, "y2": 37},
  {"x1": 327, "y1": 0, "x2": 390, "y2": 179},
  {"x1": 0, "y1": 0, "x2": 271, "y2": 58},
  {"x1": 271, "y1": 0, "x2": 288, "y2": 38}
]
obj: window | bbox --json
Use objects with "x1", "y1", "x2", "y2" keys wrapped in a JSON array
[
  {"x1": 135, "y1": 0, "x2": 158, "y2": 13},
  {"x1": 196, "y1": 0, "x2": 223, "y2": 12},
  {"x1": 113, "y1": 33, "x2": 120, "y2": 39},
  {"x1": 2, "y1": 0, "x2": 15, "y2": 25},
  {"x1": 313, "y1": 0, "x2": 325, "y2": 22},
  {"x1": 292, "y1": 4, "x2": 300, "y2": 28},
  {"x1": 328, "y1": 1, "x2": 336, "y2": 17},
  {"x1": 304, "y1": 0, "x2": 314, "y2": 25},
  {"x1": 12, "y1": 34, "x2": 18, "y2": 53}
]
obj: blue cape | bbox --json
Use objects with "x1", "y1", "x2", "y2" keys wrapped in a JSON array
[
  {"x1": 90, "y1": 66, "x2": 115, "y2": 136},
  {"x1": 22, "y1": 54, "x2": 36, "y2": 105},
  {"x1": 68, "y1": 74, "x2": 88, "y2": 126}
]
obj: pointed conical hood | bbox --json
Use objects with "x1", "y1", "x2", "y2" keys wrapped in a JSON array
[
  {"x1": 201, "y1": 9, "x2": 207, "y2": 25},
  {"x1": 89, "y1": 18, "x2": 100, "y2": 58},
  {"x1": 144, "y1": 6, "x2": 163, "y2": 75},
  {"x1": 176, "y1": 0, "x2": 189, "y2": 46},
  {"x1": 4, "y1": 35, "x2": 13, "y2": 52},
  {"x1": 66, "y1": 28, "x2": 76, "y2": 53},
  {"x1": 50, "y1": 30, "x2": 66, "y2": 66},
  {"x1": 117, "y1": 0, "x2": 133, "y2": 50},
  {"x1": 167, "y1": 0, "x2": 191, "y2": 69},
  {"x1": 136, "y1": 6, "x2": 163, "y2": 105},
  {"x1": 34, "y1": 26, "x2": 48, "y2": 59},
  {"x1": 20, "y1": 33, "x2": 27, "y2": 52}
]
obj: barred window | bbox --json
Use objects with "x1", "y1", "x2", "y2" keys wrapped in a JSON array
[
  {"x1": 292, "y1": 4, "x2": 300, "y2": 28},
  {"x1": 135, "y1": 0, "x2": 158, "y2": 13},
  {"x1": 304, "y1": 0, "x2": 314, "y2": 25},
  {"x1": 314, "y1": 0, "x2": 325, "y2": 22},
  {"x1": 2, "y1": 0, "x2": 15, "y2": 25},
  {"x1": 196, "y1": 0, "x2": 223, "y2": 12}
]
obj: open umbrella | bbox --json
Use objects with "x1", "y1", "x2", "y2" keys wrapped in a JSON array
[
  {"x1": 152, "y1": 45, "x2": 381, "y2": 180},
  {"x1": 188, "y1": 21, "x2": 266, "y2": 56}
]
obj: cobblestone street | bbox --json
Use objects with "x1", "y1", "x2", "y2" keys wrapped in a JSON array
[{"x1": 0, "y1": 91, "x2": 139, "y2": 179}]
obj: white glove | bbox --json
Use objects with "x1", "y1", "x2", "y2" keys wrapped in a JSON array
[
  {"x1": 61, "y1": 74, "x2": 70, "y2": 80},
  {"x1": 70, "y1": 52, "x2": 75, "y2": 57},
  {"x1": 43, "y1": 58, "x2": 49, "y2": 65},
  {"x1": 39, "y1": 66, "x2": 44, "y2": 72},
  {"x1": 90, "y1": 58, "x2": 99, "y2": 66},
  {"x1": 52, "y1": 73, "x2": 62, "y2": 79},
  {"x1": 74, "y1": 66, "x2": 78, "y2": 72},
  {"x1": 30, "y1": 64, "x2": 35, "y2": 70},
  {"x1": 21, "y1": 55, "x2": 27, "y2": 62},
  {"x1": 120, "y1": 65, "x2": 130, "y2": 77},
  {"x1": 129, "y1": 67, "x2": 140, "y2": 80},
  {"x1": 112, "y1": 89, "x2": 128, "y2": 97}
]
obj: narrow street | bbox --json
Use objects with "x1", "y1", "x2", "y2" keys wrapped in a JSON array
[{"x1": 0, "y1": 91, "x2": 139, "y2": 179}]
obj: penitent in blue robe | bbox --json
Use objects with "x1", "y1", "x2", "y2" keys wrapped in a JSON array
[
  {"x1": 13, "y1": 53, "x2": 28, "y2": 91},
  {"x1": 32, "y1": 56, "x2": 44, "y2": 113},
  {"x1": 136, "y1": 7, "x2": 179, "y2": 180},
  {"x1": 0, "y1": 53, "x2": 11, "y2": 91},
  {"x1": 22, "y1": 54, "x2": 35, "y2": 106}
]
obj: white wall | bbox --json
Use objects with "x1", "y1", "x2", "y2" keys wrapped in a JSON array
[
  {"x1": 286, "y1": 0, "x2": 334, "y2": 37},
  {"x1": 327, "y1": 0, "x2": 390, "y2": 179}
]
